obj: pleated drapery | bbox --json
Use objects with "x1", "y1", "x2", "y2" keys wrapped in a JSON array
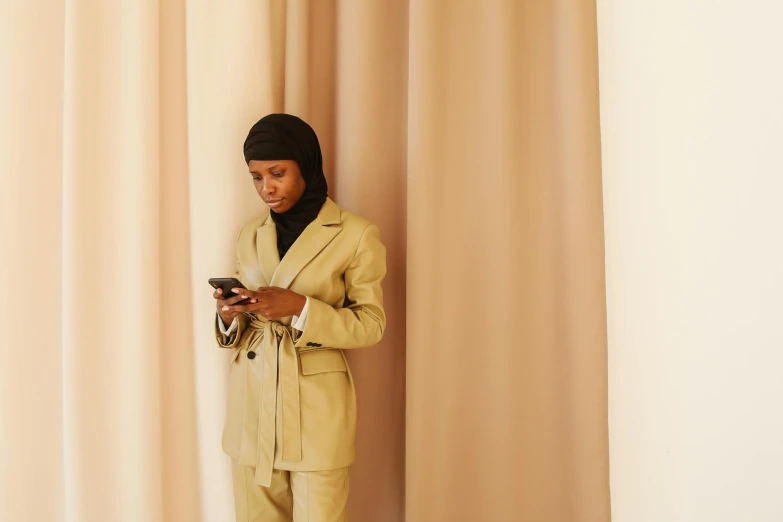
[{"x1": 0, "y1": 2, "x2": 609, "y2": 521}]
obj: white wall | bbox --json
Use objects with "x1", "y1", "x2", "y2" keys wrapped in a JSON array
[{"x1": 597, "y1": 2, "x2": 783, "y2": 521}]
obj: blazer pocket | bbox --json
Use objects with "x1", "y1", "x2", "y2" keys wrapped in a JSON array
[{"x1": 299, "y1": 349, "x2": 347, "y2": 376}]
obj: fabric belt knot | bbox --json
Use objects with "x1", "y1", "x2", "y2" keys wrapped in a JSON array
[{"x1": 244, "y1": 315, "x2": 302, "y2": 487}]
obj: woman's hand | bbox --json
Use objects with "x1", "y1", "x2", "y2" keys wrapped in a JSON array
[
  {"x1": 214, "y1": 288, "x2": 256, "y2": 326},
  {"x1": 222, "y1": 286, "x2": 307, "y2": 322}
]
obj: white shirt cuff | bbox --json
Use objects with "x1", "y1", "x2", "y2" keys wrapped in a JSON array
[
  {"x1": 218, "y1": 313, "x2": 238, "y2": 336},
  {"x1": 291, "y1": 297, "x2": 309, "y2": 331}
]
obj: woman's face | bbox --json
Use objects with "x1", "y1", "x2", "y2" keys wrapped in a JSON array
[{"x1": 248, "y1": 159, "x2": 307, "y2": 214}]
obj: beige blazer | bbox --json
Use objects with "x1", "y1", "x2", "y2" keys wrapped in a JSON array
[{"x1": 214, "y1": 197, "x2": 386, "y2": 487}]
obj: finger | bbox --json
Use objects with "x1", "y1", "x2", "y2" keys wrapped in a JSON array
[
  {"x1": 226, "y1": 300, "x2": 265, "y2": 312},
  {"x1": 224, "y1": 304, "x2": 252, "y2": 313},
  {"x1": 234, "y1": 288, "x2": 263, "y2": 299},
  {"x1": 213, "y1": 288, "x2": 225, "y2": 299},
  {"x1": 226, "y1": 295, "x2": 256, "y2": 305}
]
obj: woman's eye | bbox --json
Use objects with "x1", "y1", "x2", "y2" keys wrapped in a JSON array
[{"x1": 272, "y1": 171, "x2": 284, "y2": 177}]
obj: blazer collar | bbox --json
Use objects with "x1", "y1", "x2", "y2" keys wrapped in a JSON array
[{"x1": 255, "y1": 197, "x2": 342, "y2": 289}]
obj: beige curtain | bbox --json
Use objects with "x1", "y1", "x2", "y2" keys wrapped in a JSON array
[
  {"x1": 406, "y1": 2, "x2": 609, "y2": 520},
  {"x1": 0, "y1": 1, "x2": 608, "y2": 522}
]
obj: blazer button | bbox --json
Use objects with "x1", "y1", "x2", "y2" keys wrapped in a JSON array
[
  {"x1": 306, "y1": 342, "x2": 314, "y2": 347},
  {"x1": 247, "y1": 351, "x2": 256, "y2": 359}
]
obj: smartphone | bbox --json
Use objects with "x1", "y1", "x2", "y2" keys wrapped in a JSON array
[{"x1": 208, "y1": 277, "x2": 247, "y2": 299}]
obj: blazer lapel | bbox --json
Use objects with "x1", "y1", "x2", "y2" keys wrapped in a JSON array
[
  {"x1": 271, "y1": 198, "x2": 342, "y2": 290},
  {"x1": 255, "y1": 215, "x2": 280, "y2": 287}
]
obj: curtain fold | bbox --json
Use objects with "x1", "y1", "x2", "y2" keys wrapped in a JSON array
[
  {"x1": 405, "y1": 1, "x2": 609, "y2": 521},
  {"x1": 160, "y1": 0, "x2": 201, "y2": 520},
  {"x1": 1, "y1": 2, "x2": 66, "y2": 521},
  {"x1": 61, "y1": 2, "x2": 163, "y2": 520},
  {"x1": 0, "y1": 1, "x2": 609, "y2": 521}
]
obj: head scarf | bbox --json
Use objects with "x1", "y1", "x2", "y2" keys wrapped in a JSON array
[{"x1": 243, "y1": 113, "x2": 328, "y2": 259}]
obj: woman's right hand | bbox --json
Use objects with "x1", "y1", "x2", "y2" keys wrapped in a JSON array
[{"x1": 214, "y1": 288, "x2": 256, "y2": 327}]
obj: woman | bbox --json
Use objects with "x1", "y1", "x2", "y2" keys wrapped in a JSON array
[{"x1": 212, "y1": 113, "x2": 386, "y2": 522}]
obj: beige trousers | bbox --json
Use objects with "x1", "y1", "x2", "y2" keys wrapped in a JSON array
[{"x1": 231, "y1": 461, "x2": 350, "y2": 522}]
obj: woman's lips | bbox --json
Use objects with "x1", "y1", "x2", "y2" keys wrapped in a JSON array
[{"x1": 266, "y1": 199, "x2": 284, "y2": 209}]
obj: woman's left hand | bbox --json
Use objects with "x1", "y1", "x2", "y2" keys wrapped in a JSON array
[{"x1": 222, "y1": 286, "x2": 307, "y2": 321}]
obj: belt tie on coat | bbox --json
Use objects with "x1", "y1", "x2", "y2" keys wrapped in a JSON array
[{"x1": 244, "y1": 315, "x2": 302, "y2": 487}]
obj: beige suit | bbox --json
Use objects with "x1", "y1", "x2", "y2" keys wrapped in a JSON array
[{"x1": 215, "y1": 197, "x2": 386, "y2": 502}]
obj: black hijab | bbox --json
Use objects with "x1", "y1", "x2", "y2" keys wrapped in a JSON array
[{"x1": 243, "y1": 114, "x2": 328, "y2": 259}]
